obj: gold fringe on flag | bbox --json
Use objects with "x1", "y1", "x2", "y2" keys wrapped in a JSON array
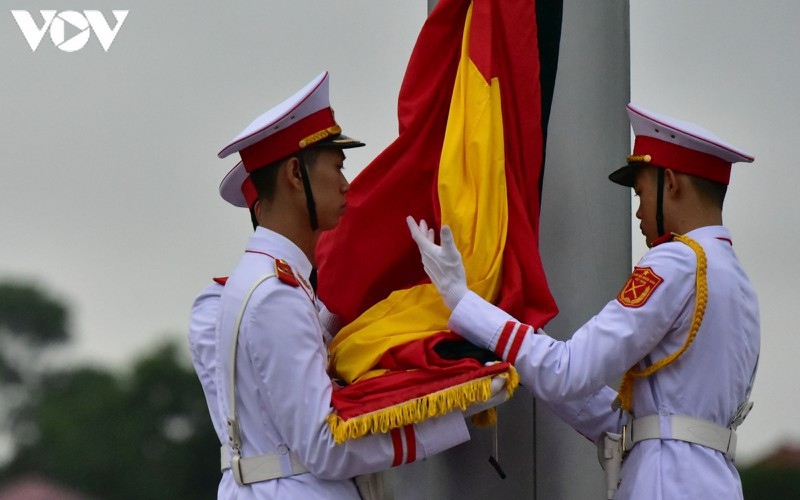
[{"x1": 327, "y1": 367, "x2": 520, "y2": 444}]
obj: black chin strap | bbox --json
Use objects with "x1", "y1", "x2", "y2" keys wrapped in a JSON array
[
  {"x1": 295, "y1": 154, "x2": 318, "y2": 231},
  {"x1": 656, "y1": 168, "x2": 665, "y2": 238},
  {"x1": 309, "y1": 267, "x2": 318, "y2": 293}
]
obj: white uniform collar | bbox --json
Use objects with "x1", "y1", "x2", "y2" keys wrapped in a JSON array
[
  {"x1": 683, "y1": 225, "x2": 731, "y2": 243},
  {"x1": 247, "y1": 227, "x2": 314, "y2": 287}
]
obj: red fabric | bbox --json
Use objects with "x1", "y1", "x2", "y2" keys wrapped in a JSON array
[
  {"x1": 319, "y1": 0, "x2": 558, "y2": 429},
  {"x1": 316, "y1": 0, "x2": 470, "y2": 324},
  {"x1": 490, "y1": 0, "x2": 557, "y2": 326},
  {"x1": 316, "y1": 0, "x2": 556, "y2": 328},
  {"x1": 330, "y1": 331, "x2": 511, "y2": 421}
]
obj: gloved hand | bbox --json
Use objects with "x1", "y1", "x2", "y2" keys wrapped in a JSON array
[
  {"x1": 463, "y1": 374, "x2": 509, "y2": 418},
  {"x1": 406, "y1": 216, "x2": 469, "y2": 310}
]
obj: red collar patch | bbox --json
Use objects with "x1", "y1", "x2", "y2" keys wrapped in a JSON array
[
  {"x1": 617, "y1": 266, "x2": 663, "y2": 308},
  {"x1": 650, "y1": 233, "x2": 675, "y2": 248},
  {"x1": 275, "y1": 259, "x2": 300, "y2": 287},
  {"x1": 212, "y1": 276, "x2": 228, "y2": 286}
]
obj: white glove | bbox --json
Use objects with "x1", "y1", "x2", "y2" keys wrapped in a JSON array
[
  {"x1": 406, "y1": 216, "x2": 469, "y2": 310},
  {"x1": 463, "y1": 374, "x2": 509, "y2": 418}
]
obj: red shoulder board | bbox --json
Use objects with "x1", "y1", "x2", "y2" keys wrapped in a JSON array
[
  {"x1": 212, "y1": 276, "x2": 228, "y2": 286},
  {"x1": 274, "y1": 259, "x2": 300, "y2": 287},
  {"x1": 617, "y1": 266, "x2": 663, "y2": 308}
]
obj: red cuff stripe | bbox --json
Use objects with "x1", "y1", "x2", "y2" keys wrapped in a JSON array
[
  {"x1": 506, "y1": 324, "x2": 530, "y2": 364},
  {"x1": 494, "y1": 322, "x2": 515, "y2": 358},
  {"x1": 403, "y1": 425, "x2": 416, "y2": 463},
  {"x1": 390, "y1": 428, "x2": 403, "y2": 467}
]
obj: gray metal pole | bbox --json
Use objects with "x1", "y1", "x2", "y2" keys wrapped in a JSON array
[{"x1": 535, "y1": 1, "x2": 631, "y2": 496}]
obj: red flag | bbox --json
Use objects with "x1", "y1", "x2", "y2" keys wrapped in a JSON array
[{"x1": 317, "y1": 0, "x2": 560, "y2": 442}]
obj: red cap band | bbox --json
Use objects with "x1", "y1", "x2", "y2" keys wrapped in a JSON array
[
  {"x1": 239, "y1": 107, "x2": 336, "y2": 172},
  {"x1": 633, "y1": 135, "x2": 732, "y2": 185}
]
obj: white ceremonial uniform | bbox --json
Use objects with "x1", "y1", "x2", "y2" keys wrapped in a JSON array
[
  {"x1": 215, "y1": 226, "x2": 470, "y2": 499},
  {"x1": 190, "y1": 280, "x2": 342, "y2": 444},
  {"x1": 448, "y1": 225, "x2": 759, "y2": 500},
  {"x1": 189, "y1": 281, "x2": 228, "y2": 443}
]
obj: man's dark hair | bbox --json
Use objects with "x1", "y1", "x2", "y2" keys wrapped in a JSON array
[
  {"x1": 250, "y1": 208, "x2": 258, "y2": 230},
  {"x1": 248, "y1": 148, "x2": 325, "y2": 228},
  {"x1": 249, "y1": 148, "x2": 323, "y2": 204},
  {"x1": 688, "y1": 175, "x2": 728, "y2": 209}
]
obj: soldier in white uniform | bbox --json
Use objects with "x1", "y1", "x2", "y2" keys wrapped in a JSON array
[
  {"x1": 406, "y1": 103, "x2": 760, "y2": 499},
  {"x1": 201, "y1": 72, "x2": 472, "y2": 499},
  {"x1": 188, "y1": 161, "x2": 352, "y2": 492}
]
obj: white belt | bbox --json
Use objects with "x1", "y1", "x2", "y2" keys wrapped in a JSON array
[
  {"x1": 220, "y1": 445, "x2": 309, "y2": 484},
  {"x1": 623, "y1": 414, "x2": 738, "y2": 460}
]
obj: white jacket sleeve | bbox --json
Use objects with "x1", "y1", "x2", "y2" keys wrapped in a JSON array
[
  {"x1": 188, "y1": 282, "x2": 226, "y2": 442},
  {"x1": 544, "y1": 386, "x2": 621, "y2": 443},
  {"x1": 448, "y1": 243, "x2": 696, "y2": 405}
]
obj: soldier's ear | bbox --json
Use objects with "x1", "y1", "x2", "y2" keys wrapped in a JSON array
[
  {"x1": 275, "y1": 156, "x2": 303, "y2": 192},
  {"x1": 284, "y1": 156, "x2": 305, "y2": 191},
  {"x1": 663, "y1": 168, "x2": 681, "y2": 197},
  {"x1": 253, "y1": 199, "x2": 264, "y2": 226}
]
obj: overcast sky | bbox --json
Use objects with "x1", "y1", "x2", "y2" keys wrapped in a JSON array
[{"x1": 1, "y1": 0, "x2": 797, "y2": 465}]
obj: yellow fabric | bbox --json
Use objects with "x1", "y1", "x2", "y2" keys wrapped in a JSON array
[
  {"x1": 327, "y1": 367, "x2": 520, "y2": 444},
  {"x1": 616, "y1": 234, "x2": 708, "y2": 412},
  {"x1": 329, "y1": 4, "x2": 509, "y2": 384}
]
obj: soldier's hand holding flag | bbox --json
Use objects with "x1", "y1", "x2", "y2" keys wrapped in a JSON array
[{"x1": 406, "y1": 216, "x2": 469, "y2": 311}]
